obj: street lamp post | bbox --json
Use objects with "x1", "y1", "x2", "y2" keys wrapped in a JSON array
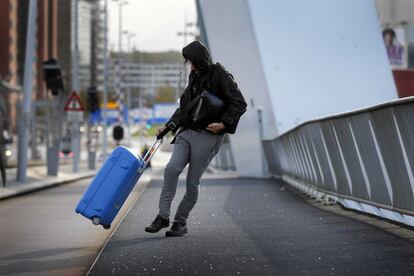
[
  {"x1": 177, "y1": 19, "x2": 196, "y2": 101},
  {"x1": 17, "y1": 0, "x2": 38, "y2": 182},
  {"x1": 125, "y1": 32, "x2": 135, "y2": 147},
  {"x1": 112, "y1": 0, "x2": 128, "y2": 145},
  {"x1": 72, "y1": 0, "x2": 81, "y2": 173},
  {"x1": 102, "y1": 0, "x2": 109, "y2": 158}
]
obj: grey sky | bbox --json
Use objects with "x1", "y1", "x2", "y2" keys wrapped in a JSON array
[{"x1": 108, "y1": 0, "x2": 197, "y2": 52}]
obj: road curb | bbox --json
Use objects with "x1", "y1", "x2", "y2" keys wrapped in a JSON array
[{"x1": 0, "y1": 171, "x2": 96, "y2": 201}]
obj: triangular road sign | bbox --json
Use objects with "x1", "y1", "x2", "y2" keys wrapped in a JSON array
[{"x1": 64, "y1": 91, "x2": 85, "y2": 112}]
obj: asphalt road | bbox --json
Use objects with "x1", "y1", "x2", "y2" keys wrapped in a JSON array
[
  {"x1": 90, "y1": 176, "x2": 414, "y2": 276},
  {"x1": 0, "y1": 175, "x2": 150, "y2": 276}
]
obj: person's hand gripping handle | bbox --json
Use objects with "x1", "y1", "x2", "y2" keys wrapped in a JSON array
[{"x1": 156, "y1": 122, "x2": 177, "y2": 140}]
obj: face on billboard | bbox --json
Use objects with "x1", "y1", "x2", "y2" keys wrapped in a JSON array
[{"x1": 382, "y1": 28, "x2": 405, "y2": 66}]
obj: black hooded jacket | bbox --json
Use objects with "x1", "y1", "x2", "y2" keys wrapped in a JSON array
[{"x1": 167, "y1": 41, "x2": 247, "y2": 136}]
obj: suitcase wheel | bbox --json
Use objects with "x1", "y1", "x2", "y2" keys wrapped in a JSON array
[
  {"x1": 103, "y1": 224, "x2": 111, "y2": 230},
  {"x1": 92, "y1": 216, "x2": 101, "y2": 225}
]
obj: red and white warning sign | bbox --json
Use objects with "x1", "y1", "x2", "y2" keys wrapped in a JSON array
[
  {"x1": 65, "y1": 92, "x2": 85, "y2": 121},
  {"x1": 64, "y1": 91, "x2": 85, "y2": 111}
]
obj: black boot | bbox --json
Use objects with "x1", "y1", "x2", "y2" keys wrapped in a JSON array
[
  {"x1": 165, "y1": 221, "x2": 188, "y2": 237},
  {"x1": 145, "y1": 215, "x2": 169, "y2": 233}
]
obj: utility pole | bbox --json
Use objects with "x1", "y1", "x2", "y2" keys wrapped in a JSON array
[
  {"x1": 72, "y1": 0, "x2": 81, "y2": 173},
  {"x1": 43, "y1": 59, "x2": 65, "y2": 176},
  {"x1": 138, "y1": 44, "x2": 145, "y2": 147},
  {"x1": 112, "y1": 0, "x2": 128, "y2": 144},
  {"x1": 126, "y1": 32, "x2": 135, "y2": 147},
  {"x1": 17, "y1": 0, "x2": 38, "y2": 182},
  {"x1": 177, "y1": 16, "x2": 196, "y2": 100},
  {"x1": 102, "y1": 0, "x2": 109, "y2": 158},
  {"x1": 117, "y1": 1, "x2": 124, "y2": 126}
]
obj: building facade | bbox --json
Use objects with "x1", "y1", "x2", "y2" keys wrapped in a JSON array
[
  {"x1": 108, "y1": 61, "x2": 185, "y2": 96},
  {"x1": 0, "y1": 0, "x2": 20, "y2": 131},
  {"x1": 375, "y1": 0, "x2": 414, "y2": 27},
  {"x1": 58, "y1": 0, "x2": 104, "y2": 93},
  {"x1": 375, "y1": 0, "x2": 414, "y2": 68},
  {"x1": 0, "y1": 0, "x2": 104, "y2": 133},
  {"x1": 375, "y1": 0, "x2": 414, "y2": 96},
  {"x1": 123, "y1": 63, "x2": 182, "y2": 90},
  {"x1": 91, "y1": 2, "x2": 105, "y2": 90},
  {"x1": 37, "y1": 0, "x2": 59, "y2": 100},
  {"x1": 0, "y1": 0, "x2": 59, "y2": 132}
]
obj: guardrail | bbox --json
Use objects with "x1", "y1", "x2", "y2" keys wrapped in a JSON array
[{"x1": 263, "y1": 96, "x2": 414, "y2": 227}]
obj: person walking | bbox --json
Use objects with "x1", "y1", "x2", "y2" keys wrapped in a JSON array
[{"x1": 145, "y1": 41, "x2": 247, "y2": 237}]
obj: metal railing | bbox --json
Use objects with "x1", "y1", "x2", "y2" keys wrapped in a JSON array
[
  {"x1": 263, "y1": 96, "x2": 414, "y2": 226},
  {"x1": 211, "y1": 136, "x2": 236, "y2": 171}
]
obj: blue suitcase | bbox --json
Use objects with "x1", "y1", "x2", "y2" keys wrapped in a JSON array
[{"x1": 75, "y1": 140, "x2": 162, "y2": 229}]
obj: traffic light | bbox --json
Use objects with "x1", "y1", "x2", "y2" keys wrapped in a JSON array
[
  {"x1": 112, "y1": 125, "x2": 124, "y2": 141},
  {"x1": 42, "y1": 58, "x2": 64, "y2": 96},
  {"x1": 61, "y1": 136, "x2": 72, "y2": 155},
  {"x1": 87, "y1": 86, "x2": 100, "y2": 113}
]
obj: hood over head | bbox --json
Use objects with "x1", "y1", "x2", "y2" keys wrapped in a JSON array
[{"x1": 182, "y1": 41, "x2": 212, "y2": 71}]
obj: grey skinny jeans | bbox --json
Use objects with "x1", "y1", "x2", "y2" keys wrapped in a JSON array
[{"x1": 158, "y1": 129, "x2": 224, "y2": 223}]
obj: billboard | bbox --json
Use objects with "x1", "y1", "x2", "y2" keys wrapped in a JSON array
[
  {"x1": 96, "y1": 104, "x2": 177, "y2": 125},
  {"x1": 382, "y1": 27, "x2": 406, "y2": 68},
  {"x1": 152, "y1": 103, "x2": 178, "y2": 124}
]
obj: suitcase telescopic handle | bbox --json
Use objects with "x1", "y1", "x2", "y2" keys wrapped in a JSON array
[
  {"x1": 141, "y1": 138, "x2": 163, "y2": 169},
  {"x1": 156, "y1": 127, "x2": 170, "y2": 140},
  {"x1": 156, "y1": 122, "x2": 177, "y2": 140}
]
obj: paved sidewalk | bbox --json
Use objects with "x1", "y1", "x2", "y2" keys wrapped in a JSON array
[{"x1": 0, "y1": 163, "x2": 97, "y2": 200}]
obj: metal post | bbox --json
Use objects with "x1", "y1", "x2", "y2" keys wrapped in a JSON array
[
  {"x1": 126, "y1": 33, "x2": 135, "y2": 147},
  {"x1": 72, "y1": 0, "x2": 80, "y2": 93},
  {"x1": 31, "y1": 113, "x2": 38, "y2": 160},
  {"x1": 102, "y1": 0, "x2": 109, "y2": 158},
  {"x1": 138, "y1": 43, "x2": 144, "y2": 147},
  {"x1": 257, "y1": 108, "x2": 269, "y2": 177},
  {"x1": 113, "y1": 1, "x2": 128, "y2": 129},
  {"x1": 30, "y1": 107, "x2": 41, "y2": 160},
  {"x1": 17, "y1": 0, "x2": 38, "y2": 182},
  {"x1": 72, "y1": 0, "x2": 81, "y2": 173},
  {"x1": 112, "y1": 0, "x2": 129, "y2": 148},
  {"x1": 87, "y1": 100, "x2": 92, "y2": 169},
  {"x1": 117, "y1": 1, "x2": 124, "y2": 127},
  {"x1": 177, "y1": 17, "x2": 196, "y2": 98},
  {"x1": 47, "y1": 92, "x2": 64, "y2": 176},
  {"x1": 127, "y1": 86, "x2": 131, "y2": 146},
  {"x1": 118, "y1": 2, "x2": 122, "y2": 59},
  {"x1": 117, "y1": 1, "x2": 123, "y2": 126}
]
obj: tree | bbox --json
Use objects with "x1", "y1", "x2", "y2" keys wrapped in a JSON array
[{"x1": 154, "y1": 86, "x2": 176, "y2": 103}]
